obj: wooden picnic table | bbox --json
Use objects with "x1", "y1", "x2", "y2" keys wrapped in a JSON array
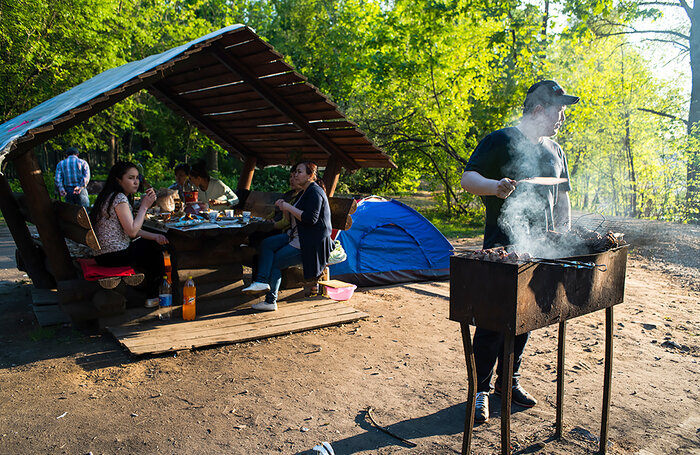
[{"x1": 143, "y1": 216, "x2": 275, "y2": 303}]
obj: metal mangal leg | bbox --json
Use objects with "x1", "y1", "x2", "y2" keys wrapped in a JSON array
[
  {"x1": 555, "y1": 320, "x2": 567, "y2": 438},
  {"x1": 460, "y1": 323, "x2": 477, "y2": 455},
  {"x1": 501, "y1": 331, "x2": 515, "y2": 455},
  {"x1": 599, "y1": 306, "x2": 614, "y2": 454}
]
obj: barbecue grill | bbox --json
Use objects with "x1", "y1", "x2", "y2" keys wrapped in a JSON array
[{"x1": 450, "y1": 244, "x2": 629, "y2": 454}]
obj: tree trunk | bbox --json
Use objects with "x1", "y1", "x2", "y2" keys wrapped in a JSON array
[
  {"x1": 687, "y1": 4, "x2": 700, "y2": 222},
  {"x1": 108, "y1": 134, "x2": 117, "y2": 167},
  {"x1": 207, "y1": 147, "x2": 218, "y2": 172}
]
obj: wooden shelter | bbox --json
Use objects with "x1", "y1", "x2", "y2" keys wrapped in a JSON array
[{"x1": 0, "y1": 25, "x2": 394, "y2": 289}]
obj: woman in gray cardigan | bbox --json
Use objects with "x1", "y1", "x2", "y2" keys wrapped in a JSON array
[{"x1": 243, "y1": 161, "x2": 332, "y2": 311}]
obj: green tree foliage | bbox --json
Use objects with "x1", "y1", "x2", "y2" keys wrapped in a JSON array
[{"x1": 0, "y1": 0, "x2": 692, "y2": 222}]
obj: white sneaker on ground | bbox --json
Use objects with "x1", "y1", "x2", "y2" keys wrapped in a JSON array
[
  {"x1": 251, "y1": 301, "x2": 277, "y2": 311},
  {"x1": 242, "y1": 282, "x2": 270, "y2": 293}
]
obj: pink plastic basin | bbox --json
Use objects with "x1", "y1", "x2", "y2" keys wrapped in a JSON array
[{"x1": 326, "y1": 284, "x2": 357, "y2": 301}]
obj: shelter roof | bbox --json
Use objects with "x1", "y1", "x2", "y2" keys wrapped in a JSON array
[{"x1": 0, "y1": 25, "x2": 394, "y2": 170}]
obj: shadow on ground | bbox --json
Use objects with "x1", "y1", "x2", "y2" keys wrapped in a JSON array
[{"x1": 0, "y1": 281, "x2": 129, "y2": 371}]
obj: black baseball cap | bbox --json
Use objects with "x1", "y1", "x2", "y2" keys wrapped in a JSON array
[{"x1": 524, "y1": 80, "x2": 579, "y2": 110}]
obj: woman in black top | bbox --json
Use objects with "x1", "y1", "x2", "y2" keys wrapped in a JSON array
[{"x1": 242, "y1": 161, "x2": 332, "y2": 311}]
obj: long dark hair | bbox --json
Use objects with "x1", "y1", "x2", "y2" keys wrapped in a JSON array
[
  {"x1": 297, "y1": 160, "x2": 326, "y2": 192},
  {"x1": 89, "y1": 161, "x2": 138, "y2": 224}
]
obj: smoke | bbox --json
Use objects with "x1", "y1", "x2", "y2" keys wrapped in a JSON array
[{"x1": 498, "y1": 183, "x2": 586, "y2": 259}]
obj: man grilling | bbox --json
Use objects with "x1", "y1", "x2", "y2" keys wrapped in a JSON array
[{"x1": 460, "y1": 80, "x2": 579, "y2": 423}]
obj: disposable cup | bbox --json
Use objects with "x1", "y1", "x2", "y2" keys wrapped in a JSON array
[
  {"x1": 224, "y1": 209, "x2": 234, "y2": 218},
  {"x1": 208, "y1": 211, "x2": 218, "y2": 222},
  {"x1": 242, "y1": 211, "x2": 251, "y2": 223}
]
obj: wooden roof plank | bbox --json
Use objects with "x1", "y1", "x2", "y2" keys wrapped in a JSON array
[
  {"x1": 259, "y1": 72, "x2": 307, "y2": 87},
  {"x1": 148, "y1": 82, "x2": 265, "y2": 165},
  {"x1": 185, "y1": 91, "x2": 265, "y2": 111},
  {"x1": 199, "y1": 99, "x2": 271, "y2": 115},
  {"x1": 221, "y1": 125, "x2": 302, "y2": 135},
  {"x1": 216, "y1": 27, "x2": 267, "y2": 49},
  {"x1": 179, "y1": 81, "x2": 254, "y2": 102},
  {"x1": 167, "y1": 71, "x2": 243, "y2": 94}
]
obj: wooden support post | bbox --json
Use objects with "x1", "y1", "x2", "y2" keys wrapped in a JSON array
[
  {"x1": 460, "y1": 323, "x2": 477, "y2": 455},
  {"x1": 237, "y1": 156, "x2": 257, "y2": 192},
  {"x1": 501, "y1": 332, "x2": 514, "y2": 455},
  {"x1": 0, "y1": 173, "x2": 55, "y2": 288},
  {"x1": 13, "y1": 151, "x2": 77, "y2": 281},
  {"x1": 599, "y1": 306, "x2": 614, "y2": 454},
  {"x1": 322, "y1": 157, "x2": 342, "y2": 197},
  {"x1": 556, "y1": 320, "x2": 567, "y2": 438}
]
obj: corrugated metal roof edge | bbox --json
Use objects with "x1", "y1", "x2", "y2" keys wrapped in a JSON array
[{"x1": 0, "y1": 24, "x2": 246, "y2": 159}]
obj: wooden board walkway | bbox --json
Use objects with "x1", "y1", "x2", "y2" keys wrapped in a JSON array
[
  {"x1": 106, "y1": 299, "x2": 368, "y2": 356},
  {"x1": 31, "y1": 288, "x2": 71, "y2": 326}
]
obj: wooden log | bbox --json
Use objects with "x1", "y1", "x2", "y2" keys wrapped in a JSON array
[
  {"x1": 237, "y1": 156, "x2": 257, "y2": 191},
  {"x1": 57, "y1": 219, "x2": 101, "y2": 250},
  {"x1": 281, "y1": 266, "x2": 318, "y2": 289},
  {"x1": 98, "y1": 276, "x2": 122, "y2": 290},
  {"x1": 328, "y1": 197, "x2": 356, "y2": 231},
  {"x1": 322, "y1": 156, "x2": 342, "y2": 197},
  {"x1": 13, "y1": 151, "x2": 76, "y2": 281},
  {"x1": 12, "y1": 192, "x2": 32, "y2": 222},
  {"x1": 243, "y1": 191, "x2": 282, "y2": 218},
  {"x1": 57, "y1": 279, "x2": 100, "y2": 305},
  {"x1": 122, "y1": 273, "x2": 145, "y2": 287},
  {"x1": 59, "y1": 300, "x2": 99, "y2": 324},
  {"x1": 0, "y1": 176, "x2": 55, "y2": 288},
  {"x1": 92, "y1": 289, "x2": 127, "y2": 317},
  {"x1": 53, "y1": 200, "x2": 92, "y2": 229},
  {"x1": 244, "y1": 191, "x2": 355, "y2": 231}
]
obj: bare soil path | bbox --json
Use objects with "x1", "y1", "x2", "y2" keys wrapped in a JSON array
[{"x1": 0, "y1": 220, "x2": 698, "y2": 455}]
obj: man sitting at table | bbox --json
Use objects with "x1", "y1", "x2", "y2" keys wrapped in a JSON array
[
  {"x1": 169, "y1": 162, "x2": 190, "y2": 202},
  {"x1": 188, "y1": 161, "x2": 239, "y2": 210}
]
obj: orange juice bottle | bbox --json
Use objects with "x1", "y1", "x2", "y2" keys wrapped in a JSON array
[
  {"x1": 163, "y1": 253, "x2": 172, "y2": 284},
  {"x1": 182, "y1": 276, "x2": 196, "y2": 321}
]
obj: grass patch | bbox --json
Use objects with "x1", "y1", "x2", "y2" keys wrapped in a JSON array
[
  {"x1": 418, "y1": 209, "x2": 484, "y2": 240},
  {"x1": 29, "y1": 326, "x2": 57, "y2": 342},
  {"x1": 385, "y1": 192, "x2": 484, "y2": 240}
]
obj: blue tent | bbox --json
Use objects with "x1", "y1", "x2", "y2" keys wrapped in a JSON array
[{"x1": 330, "y1": 197, "x2": 453, "y2": 286}]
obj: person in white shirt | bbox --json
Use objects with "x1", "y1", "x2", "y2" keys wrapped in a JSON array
[{"x1": 188, "y1": 161, "x2": 238, "y2": 210}]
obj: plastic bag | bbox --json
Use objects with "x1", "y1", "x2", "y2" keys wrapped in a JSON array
[{"x1": 327, "y1": 239, "x2": 347, "y2": 265}]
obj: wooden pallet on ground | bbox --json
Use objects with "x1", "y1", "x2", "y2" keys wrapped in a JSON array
[
  {"x1": 31, "y1": 288, "x2": 71, "y2": 326},
  {"x1": 106, "y1": 298, "x2": 368, "y2": 356}
]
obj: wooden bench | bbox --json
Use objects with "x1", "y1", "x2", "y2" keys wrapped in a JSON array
[
  {"x1": 52, "y1": 200, "x2": 148, "y2": 322},
  {"x1": 14, "y1": 194, "x2": 147, "y2": 323},
  {"x1": 242, "y1": 190, "x2": 356, "y2": 290}
]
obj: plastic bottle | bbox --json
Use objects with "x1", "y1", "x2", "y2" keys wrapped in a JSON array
[
  {"x1": 159, "y1": 275, "x2": 172, "y2": 320},
  {"x1": 163, "y1": 253, "x2": 172, "y2": 284},
  {"x1": 182, "y1": 276, "x2": 196, "y2": 321}
]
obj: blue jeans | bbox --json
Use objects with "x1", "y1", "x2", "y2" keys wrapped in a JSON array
[
  {"x1": 255, "y1": 233, "x2": 303, "y2": 304},
  {"x1": 65, "y1": 188, "x2": 89, "y2": 208}
]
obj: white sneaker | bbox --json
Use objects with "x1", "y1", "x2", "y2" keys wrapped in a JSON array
[
  {"x1": 242, "y1": 282, "x2": 270, "y2": 293},
  {"x1": 251, "y1": 301, "x2": 277, "y2": 311}
]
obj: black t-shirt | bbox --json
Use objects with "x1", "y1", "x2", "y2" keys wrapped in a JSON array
[{"x1": 465, "y1": 127, "x2": 571, "y2": 248}]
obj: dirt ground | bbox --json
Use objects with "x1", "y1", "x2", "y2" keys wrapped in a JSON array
[{"x1": 0, "y1": 220, "x2": 698, "y2": 455}]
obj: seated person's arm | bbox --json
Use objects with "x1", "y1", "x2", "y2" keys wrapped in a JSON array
[{"x1": 115, "y1": 189, "x2": 156, "y2": 238}]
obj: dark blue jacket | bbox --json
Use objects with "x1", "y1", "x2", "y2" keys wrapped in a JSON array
[{"x1": 296, "y1": 182, "x2": 333, "y2": 279}]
